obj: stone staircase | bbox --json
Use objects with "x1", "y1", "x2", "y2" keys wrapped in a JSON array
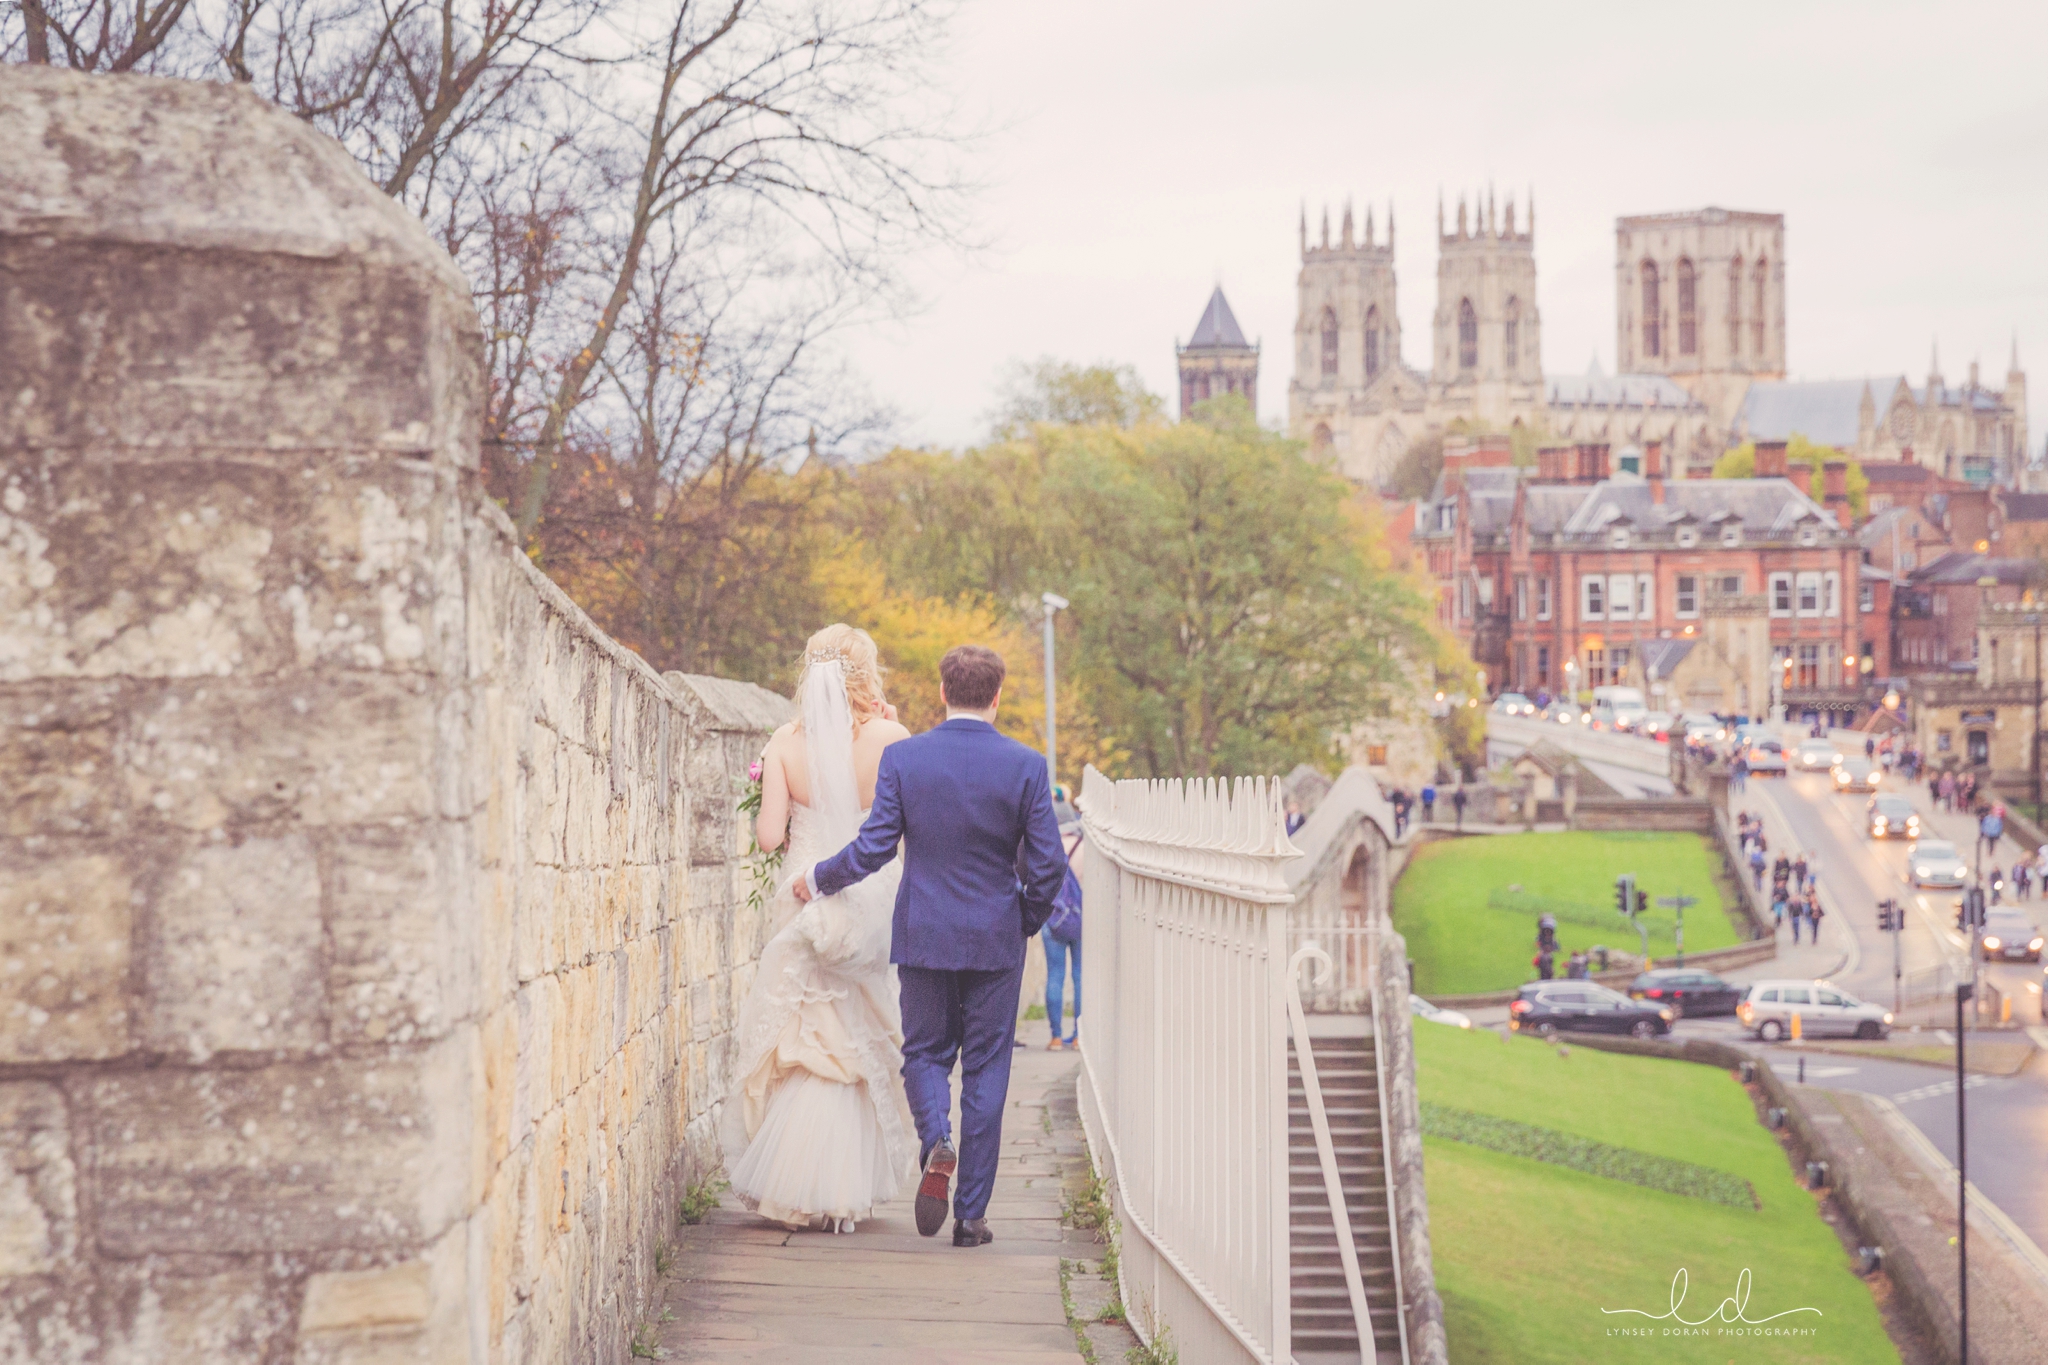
[{"x1": 1288, "y1": 1029, "x2": 1403, "y2": 1362}]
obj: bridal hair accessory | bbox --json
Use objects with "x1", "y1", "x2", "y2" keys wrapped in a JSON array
[{"x1": 804, "y1": 647, "x2": 852, "y2": 666}]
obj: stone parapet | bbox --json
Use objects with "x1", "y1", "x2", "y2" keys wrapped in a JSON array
[{"x1": 0, "y1": 67, "x2": 787, "y2": 1364}]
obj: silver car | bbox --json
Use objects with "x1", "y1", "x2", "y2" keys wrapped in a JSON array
[
  {"x1": 1907, "y1": 837, "x2": 1968, "y2": 889},
  {"x1": 1794, "y1": 738, "x2": 1842, "y2": 771},
  {"x1": 1736, "y1": 979, "x2": 1893, "y2": 1041}
]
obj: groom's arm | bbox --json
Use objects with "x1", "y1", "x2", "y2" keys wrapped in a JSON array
[
  {"x1": 811, "y1": 748, "x2": 907, "y2": 898},
  {"x1": 1014, "y1": 766, "x2": 1067, "y2": 938}
]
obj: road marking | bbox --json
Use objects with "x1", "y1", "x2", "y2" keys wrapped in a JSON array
[
  {"x1": 1935, "y1": 1029, "x2": 1955, "y2": 1044},
  {"x1": 1768, "y1": 1063, "x2": 1861, "y2": 1079},
  {"x1": 1891, "y1": 1074, "x2": 1997, "y2": 1105}
]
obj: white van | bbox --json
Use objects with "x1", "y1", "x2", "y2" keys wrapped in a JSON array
[{"x1": 1591, "y1": 685, "x2": 1648, "y2": 732}]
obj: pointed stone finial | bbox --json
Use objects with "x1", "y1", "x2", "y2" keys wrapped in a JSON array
[
  {"x1": 1321, "y1": 207, "x2": 1330, "y2": 249},
  {"x1": 2012, "y1": 330, "x2": 2023, "y2": 375},
  {"x1": 1528, "y1": 186, "x2": 1536, "y2": 238},
  {"x1": 1457, "y1": 196, "x2": 1468, "y2": 240},
  {"x1": 1488, "y1": 185, "x2": 1497, "y2": 236},
  {"x1": 1389, "y1": 199, "x2": 1396, "y2": 251},
  {"x1": 1342, "y1": 199, "x2": 1354, "y2": 248},
  {"x1": 1505, "y1": 197, "x2": 1516, "y2": 237},
  {"x1": 1300, "y1": 202, "x2": 1307, "y2": 257},
  {"x1": 1929, "y1": 339, "x2": 1941, "y2": 382},
  {"x1": 1365, "y1": 204, "x2": 1375, "y2": 247},
  {"x1": 1437, "y1": 191, "x2": 1444, "y2": 240}
]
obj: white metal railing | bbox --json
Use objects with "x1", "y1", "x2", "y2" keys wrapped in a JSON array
[
  {"x1": 1076, "y1": 766, "x2": 1302, "y2": 1365},
  {"x1": 1284, "y1": 944, "x2": 1374, "y2": 1351},
  {"x1": 1288, "y1": 924, "x2": 1375, "y2": 1012}
]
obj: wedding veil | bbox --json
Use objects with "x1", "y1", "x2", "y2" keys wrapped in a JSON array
[{"x1": 800, "y1": 658, "x2": 864, "y2": 852}]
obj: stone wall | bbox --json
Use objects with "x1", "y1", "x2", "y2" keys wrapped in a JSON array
[{"x1": 0, "y1": 67, "x2": 786, "y2": 1364}]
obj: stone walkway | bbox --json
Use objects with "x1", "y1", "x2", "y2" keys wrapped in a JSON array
[{"x1": 657, "y1": 1019, "x2": 1138, "y2": 1363}]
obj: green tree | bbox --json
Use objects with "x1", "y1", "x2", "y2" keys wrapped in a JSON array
[
  {"x1": 1047, "y1": 398, "x2": 1426, "y2": 778},
  {"x1": 1388, "y1": 430, "x2": 1445, "y2": 500},
  {"x1": 1713, "y1": 435, "x2": 1868, "y2": 518},
  {"x1": 985, "y1": 358, "x2": 1164, "y2": 439}
]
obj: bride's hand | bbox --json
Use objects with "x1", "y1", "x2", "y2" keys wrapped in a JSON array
[{"x1": 792, "y1": 874, "x2": 814, "y2": 904}]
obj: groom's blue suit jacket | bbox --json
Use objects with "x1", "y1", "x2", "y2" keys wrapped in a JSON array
[{"x1": 813, "y1": 717, "x2": 1068, "y2": 971}]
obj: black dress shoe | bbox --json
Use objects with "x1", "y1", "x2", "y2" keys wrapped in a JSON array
[
  {"x1": 952, "y1": 1217, "x2": 993, "y2": 1247},
  {"x1": 915, "y1": 1141, "x2": 957, "y2": 1237}
]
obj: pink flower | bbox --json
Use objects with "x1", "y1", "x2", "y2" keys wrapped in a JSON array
[{"x1": 748, "y1": 758, "x2": 764, "y2": 783}]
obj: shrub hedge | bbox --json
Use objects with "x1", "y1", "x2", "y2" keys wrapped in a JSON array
[{"x1": 1420, "y1": 1100, "x2": 1758, "y2": 1210}]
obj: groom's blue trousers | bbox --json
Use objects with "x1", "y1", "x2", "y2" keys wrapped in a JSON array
[{"x1": 899, "y1": 961, "x2": 1026, "y2": 1222}]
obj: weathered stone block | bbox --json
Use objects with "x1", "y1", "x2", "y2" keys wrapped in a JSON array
[
  {"x1": 327, "y1": 827, "x2": 470, "y2": 1046},
  {"x1": 0, "y1": 1082, "x2": 77, "y2": 1276},
  {"x1": 142, "y1": 833, "x2": 323, "y2": 1059},
  {"x1": 0, "y1": 681, "x2": 123, "y2": 837},
  {"x1": 0, "y1": 849, "x2": 132, "y2": 1062}
]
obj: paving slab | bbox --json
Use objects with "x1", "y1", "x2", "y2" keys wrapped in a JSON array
[{"x1": 657, "y1": 1025, "x2": 1124, "y2": 1362}]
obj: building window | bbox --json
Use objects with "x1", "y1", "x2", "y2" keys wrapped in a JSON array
[
  {"x1": 1641, "y1": 260, "x2": 1661, "y2": 358},
  {"x1": 1367, "y1": 744, "x2": 1388, "y2": 766},
  {"x1": 1720, "y1": 573, "x2": 1741, "y2": 595},
  {"x1": 1514, "y1": 574, "x2": 1528, "y2": 621},
  {"x1": 1364, "y1": 304, "x2": 1382, "y2": 380},
  {"x1": 1796, "y1": 571, "x2": 1821, "y2": 617},
  {"x1": 1458, "y1": 298, "x2": 1478, "y2": 370},
  {"x1": 1607, "y1": 573, "x2": 1634, "y2": 621},
  {"x1": 1824, "y1": 571, "x2": 1840, "y2": 617},
  {"x1": 1587, "y1": 648, "x2": 1608, "y2": 687},
  {"x1": 1504, "y1": 297, "x2": 1521, "y2": 369},
  {"x1": 1676, "y1": 258, "x2": 1697, "y2": 355},
  {"x1": 1537, "y1": 576, "x2": 1552, "y2": 621},
  {"x1": 1676, "y1": 575, "x2": 1699, "y2": 617},
  {"x1": 1752, "y1": 258, "x2": 1768, "y2": 354},
  {"x1": 1610, "y1": 528, "x2": 1630, "y2": 550},
  {"x1": 1611, "y1": 647, "x2": 1630, "y2": 680},
  {"x1": 1320, "y1": 306, "x2": 1339, "y2": 378},
  {"x1": 1799, "y1": 524, "x2": 1818, "y2": 547},
  {"x1": 1582, "y1": 575, "x2": 1605, "y2": 620},
  {"x1": 1437, "y1": 502, "x2": 1456, "y2": 532},
  {"x1": 1728, "y1": 254, "x2": 1743, "y2": 356},
  {"x1": 1797, "y1": 642, "x2": 1820, "y2": 688},
  {"x1": 1477, "y1": 575, "x2": 1495, "y2": 608},
  {"x1": 1770, "y1": 573, "x2": 1792, "y2": 617},
  {"x1": 1458, "y1": 576, "x2": 1472, "y2": 620},
  {"x1": 1677, "y1": 527, "x2": 1698, "y2": 548},
  {"x1": 1858, "y1": 580, "x2": 1874, "y2": 613},
  {"x1": 1537, "y1": 645, "x2": 1550, "y2": 685},
  {"x1": 1637, "y1": 573, "x2": 1654, "y2": 625},
  {"x1": 1721, "y1": 524, "x2": 1741, "y2": 548}
]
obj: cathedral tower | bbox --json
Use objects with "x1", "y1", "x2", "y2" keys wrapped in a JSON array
[
  {"x1": 1430, "y1": 189, "x2": 1543, "y2": 426},
  {"x1": 1176, "y1": 287, "x2": 1259, "y2": 417},
  {"x1": 1286, "y1": 199, "x2": 1424, "y2": 485},
  {"x1": 1615, "y1": 207, "x2": 1785, "y2": 431}
]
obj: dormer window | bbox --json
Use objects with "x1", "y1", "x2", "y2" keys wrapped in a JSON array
[
  {"x1": 1438, "y1": 502, "x2": 1457, "y2": 532},
  {"x1": 1610, "y1": 528, "x2": 1630, "y2": 550},
  {"x1": 1677, "y1": 527, "x2": 1699, "y2": 549},
  {"x1": 1799, "y1": 524, "x2": 1818, "y2": 547},
  {"x1": 1721, "y1": 524, "x2": 1742, "y2": 548}
]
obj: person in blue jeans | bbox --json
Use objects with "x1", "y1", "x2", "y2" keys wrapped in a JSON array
[{"x1": 1042, "y1": 827, "x2": 1084, "y2": 1049}]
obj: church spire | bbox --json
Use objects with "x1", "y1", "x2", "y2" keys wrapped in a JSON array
[
  {"x1": 1365, "y1": 203, "x2": 1375, "y2": 247},
  {"x1": 2012, "y1": 331, "x2": 2023, "y2": 376},
  {"x1": 1299, "y1": 202, "x2": 1307, "y2": 258},
  {"x1": 1388, "y1": 200, "x2": 1396, "y2": 251},
  {"x1": 1321, "y1": 206, "x2": 1330, "y2": 249},
  {"x1": 1341, "y1": 199, "x2": 1354, "y2": 248}
]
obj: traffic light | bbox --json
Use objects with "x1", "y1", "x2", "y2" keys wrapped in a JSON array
[
  {"x1": 1876, "y1": 899, "x2": 1901, "y2": 932},
  {"x1": 1615, "y1": 875, "x2": 1634, "y2": 916},
  {"x1": 1634, "y1": 888, "x2": 1648, "y2": 916},
  {"x1": 1962, "y1": 888, "x2": 1987, "y2": 927}
]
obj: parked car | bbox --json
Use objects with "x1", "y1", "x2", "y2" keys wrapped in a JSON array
[
  {"x1": 1508, "y1": 981, "x2": 1674, "y2": 1039},
  {"x1": 1831, "y1": 756, "x2": 1881, "y2": 793},
  {"x1": 1683, "y1": 717, "x2": 1728, "y2": 743},
  {"x1": 1736, "y1": 980, "x2": 1893, "y2": 1041},
  {"x1": 1491, "y1": 692, "x2": 1537, "y2": 718},
  {"x1": 1626, "y1": 967, "x2": 1744, "y2": 1017},
  {"x1": 1906, "y1": 837, "x2": 1969, "y2": 889},
  {"x1": 1979, "y1": 907, "x2": 2045, "y2": 963},
  {"x1": 1635, "y1": 711, "x2": 1675, "y2": 741},
  {"x1": 1865, "y1": 794, "x2": 1920, "y2": 840},
  {"x1": 1541, "y1": 702, "x2": 1584, "y2": 726},
  {"x1": 1794, "y1": 738, "x2": 1842, "y2": 772},
  {"x1": 1742, "y1": 742, "x2": 1788, "y2": 777},
  {"x1": 1410, "y1": 995, "x2": 1474, "y2": 1029}
]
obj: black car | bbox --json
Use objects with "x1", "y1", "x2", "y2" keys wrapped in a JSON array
[
  {"x1": 1627, "y1": 968, "x2": 1743, "y2": 1017},
  {"x1": 1509, "y1": 981, "x2": 1674, "y2": 1038},
  {"x1": 1865, "y1": 794, "x2": 1920, "y2": 841},
  {"x1": 1980, "y1": 908, "x2": 2044, "y2": 963}
]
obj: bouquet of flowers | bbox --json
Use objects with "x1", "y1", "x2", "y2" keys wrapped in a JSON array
[{"x1": 736, "y1": 757, "x2": 785, "y2": 914}]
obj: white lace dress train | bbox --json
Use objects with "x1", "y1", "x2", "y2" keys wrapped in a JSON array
[{"x1": 719, "y1": 804, "x2": 916, "y2": 1227}]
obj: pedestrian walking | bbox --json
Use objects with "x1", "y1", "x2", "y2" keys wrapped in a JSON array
[
  {"x1": 1421, "y1": 783, "x2": 1437, "y2": 823},
  {"x1": 1749, "y1": 846, "x2": 1766, "y2": 892},
  {"x1": 1989, "y1": 864, "x2": 2005, "y2": 906},
  {"x1": 1452, "y1": 786, "x2": 1468, "y2": 830},
  {"x1": 1536, "y1": 913, "x2": 1559, "y2": 953},
  {"x1": 1285, "y1": 797, "x2": 1305, "y2": 837},
  {"x1": 1790, "y1": 853, "x2": 1807, "y2": 889},
  {"x1": 1938, "y1": 771, "x2": 1954, "y2": 811},
  {"x1": 1732, "y1": 754, "x2": 1749, "y2": 793},
  {"x1": 1041, "y1": 826, "x2": 1085, "y2": 1049},
  {"x1": 1865, "y1": 736, "x2": 1876, "y2": 758},
  {"x1": 1533, "y1": 947, "x2": 1556, "y2": 981},
  {"x1": 1805, "y1": 856, "x2": 1820, "y2": 894},
  {"x1": 1770, "y1": 889, "x2": 1787, "y2": 929}
]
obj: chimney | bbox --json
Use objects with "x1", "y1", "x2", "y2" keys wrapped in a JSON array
[
  {"x1": 1476, "y1": 432, "x2": 1513, "y2": 466},
  {"x1": 1901, "y1": 445, "x2": 1916, "y2": 465},
  {"x1": 1647, "y1": 440, "x2": 1665, "y2": 504},
  {"x1": 1823, "y1": 459, "x2": 1850, "y2": 528},
  {"x1": 1538, "y1": 445, "x2": 1568, "y2": 482},
  {"x1": 1442, "y1": 445, "x2": 1469, "y2": 494},
  {"x1": 1754, "y1": 440, "x2": 1788, "y2": 478},
  {"x1": 1576, "y1": 442, "x2": 1611, "y2": 483}
]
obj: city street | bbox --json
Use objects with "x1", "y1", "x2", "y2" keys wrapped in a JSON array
[{"x1": 1487, "y1": 713, "x2": 2048, "y2": 1257}]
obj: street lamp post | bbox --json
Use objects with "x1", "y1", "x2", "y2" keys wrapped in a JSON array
[{"x1": 1041, "y1": 592, "x2": 1069, "y2": 791}]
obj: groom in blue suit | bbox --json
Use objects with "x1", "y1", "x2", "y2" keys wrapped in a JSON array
[{"x1": 799, "y1": 644, "x2": 1068, "y2": 1245}]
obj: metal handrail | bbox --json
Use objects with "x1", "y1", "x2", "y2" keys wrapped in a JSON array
[
  {"x1": 1366, "y1": 925, "x2": 1414, "y2": 1365},
  {"x1": 1283, "y1": 944, "x2": 1375, "y2": 1354}
]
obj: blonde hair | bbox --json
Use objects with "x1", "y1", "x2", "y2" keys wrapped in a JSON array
[{"x1": 796, "y1": 623, "x2": 887, "y2": 735}]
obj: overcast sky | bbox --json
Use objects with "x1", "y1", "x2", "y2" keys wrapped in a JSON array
[{"x1": 844, "y1": 0, "x2": 2047, "y2": 454}]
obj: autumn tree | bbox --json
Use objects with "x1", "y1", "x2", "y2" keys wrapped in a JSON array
[{"x1": 1714, "y1": 434, "x2": 1869, "y2": 518}]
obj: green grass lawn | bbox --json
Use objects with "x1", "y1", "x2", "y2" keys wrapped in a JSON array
[
  {"x1": 1395, "y1": 831, "x2": 1742, "y2": 995},
  {"x1": 1414, "y1": 1024, "x2": 1899, "y2": 1364}
]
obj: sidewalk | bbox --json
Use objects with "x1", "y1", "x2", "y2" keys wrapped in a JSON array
[
  {"x1": 656, "y1": 1018, "x2": 1132, "y2": 1363},
  {"x1": 1725, "y1": 782, "x2": 1853, "y2": 985}
]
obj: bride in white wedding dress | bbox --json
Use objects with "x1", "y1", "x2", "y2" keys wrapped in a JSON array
[{"x1": 720, "y1": 624, "x2": 918, "y2": 1232}]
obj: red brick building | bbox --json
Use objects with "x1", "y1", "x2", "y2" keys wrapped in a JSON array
[{"x1": 1416, "y1": 439, "x2": 1864, "y2": 705}]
